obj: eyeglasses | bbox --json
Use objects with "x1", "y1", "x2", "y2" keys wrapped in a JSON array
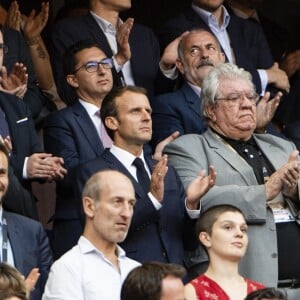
[
  {"x1": 0, "y1": 43, "x2": 8, "y2": 54},
  {"x1": 215, "y1": 92, "x2": 259, "y2": 104},
  {"x1": 73, "y1": 58, "x2": 113, "y2": 74}
]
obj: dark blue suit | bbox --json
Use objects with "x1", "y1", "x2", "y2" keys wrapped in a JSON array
[
  {"x1": 76, "y1": 149, "x2": 198, "y2": 266},
  {"x1": 43, "y1": 101, "x2": 105, "y2": 258},
  {"x1": 4, "y1": 210, "x2": 52, "y2": 300},
  {"x1": 159, "y1": 7, "x2": 274, "y2": 94},
  {"x1": 0, "y1": 93, "x2": 42, "y2": 220},
  {"x1": 151, "y1": 83, "x2": 207, "y2": 148},
  {"x1": 51, "y1": 13, "x2": 161, "y2": 104}
]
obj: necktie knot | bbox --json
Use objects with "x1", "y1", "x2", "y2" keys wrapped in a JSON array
[{"x1": 133, "y1": 157, "x2": 150, "y2": 193}]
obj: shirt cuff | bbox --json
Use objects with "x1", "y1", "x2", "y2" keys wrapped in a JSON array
[
  {"x1": 23, "y1": 157, "x2": 29, "y2": 179},
  {"x1": 159, "y1": 61, "x2": 178, "y2": 80},
  {"x1": 185, "y1": 198, "x2": 201, "y2": 219},
  {"x1": 257, "y1": 69, "x2": 268, "y2": 95},
  {"x1": 148, "y1": 192, "x2": 162, "y2": 210}
]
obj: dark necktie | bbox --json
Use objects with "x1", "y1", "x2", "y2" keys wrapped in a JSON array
[
  {"x1": 0, "y1": 108, "x2": 10, "y2": 138},
  {"x1": 133, "y1": 157, "x2": 150, "y2": 193}
]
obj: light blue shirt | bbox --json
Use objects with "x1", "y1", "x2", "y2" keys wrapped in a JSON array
[{"x1": 191, "y1": 4, "x2": 267, "y2": 94}]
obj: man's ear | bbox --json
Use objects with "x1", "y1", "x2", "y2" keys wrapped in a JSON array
[
  {"x1": 66, "y1": 74, "x2": 79, "y2": 88},
  {"x1": 175, "y1": 59, "x2": 185, "y2": 75},
  {"x1": 220, "y1": 52, "x2": 226, "y2": 64},
  {"x1": 205, "y1": 105, "x2": 217, "y2": 122},
  {"x1": 199, "y1": 232, "x2": 212, "y2": 248},
  {"x1": 83, "y1": 196, "x2": 96, "y2": 218},
  {"x1": 105, "y1": 116, "x2": 119, "y2": 131}
]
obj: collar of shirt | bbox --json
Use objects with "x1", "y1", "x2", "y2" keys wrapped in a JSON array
[
  {"x1": 90, "y1": 10, "x2": 123, "y2": 34},
  {"x1": 79, "y1": 236, "x2": 126, "y2": 259},
  {"x1": 110, "y1": 144, "x2": 150, "y2": 179},
  {"x1": 79, "y1": 99, "x2": 101, "y2": 136},
  {"x1": 187, "y1": 82, "x2": 202, "y2": 97},
  {"x1": 192, "y1": 4, "x2": 230, "y2": 31}
]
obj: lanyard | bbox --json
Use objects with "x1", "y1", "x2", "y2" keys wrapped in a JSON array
[{"x1": 2, "y1": 217, "x2": 8, "y2": 262}]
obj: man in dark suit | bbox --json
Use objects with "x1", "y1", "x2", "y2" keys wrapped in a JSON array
[
  {"x1": 159, "y1": 0, "x2": 289, "y2": 96},
  {"x1": 51, "y1": 0, "x2": 162, "y2": 104},
  {"x1": 152, "y1": 29, "x2": 225, "y2": 147},
  {"x1": 43, "y1": 40, "x2": 114, "y2": 259},
  {"x1": 0, "y1": 29, "x2": 66, "y2": 220},
  {"x1": 0, "y1": 143, "x2": 52, "y2": 300},
  {"x1": 76, "y1": 86, "x2": 216, "y2": 268}
]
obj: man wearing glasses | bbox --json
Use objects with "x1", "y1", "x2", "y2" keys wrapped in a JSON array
[
  {"x1": 43, "y1": 40, "x2": 115, "y2": 260},
  {"x1": 164, "y1": 63, "x2": 300, "y2": 299}
]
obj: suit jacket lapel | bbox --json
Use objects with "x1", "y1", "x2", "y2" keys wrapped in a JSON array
[
  {"x1": 84, "y1": 13, "x2": 114, "y2": 57},
  {"x1": 181, "y1": 83, "x2": 201, "y2": 117},
  {"x1": 3, "y1": 212, "x2": 23, "y2": 272},
  {"x1": 205, "y1": 129, "x2": 258, "y2": 185},
  {"x1": 72, "y1": 101, "x2": 104, "y2": 155}
]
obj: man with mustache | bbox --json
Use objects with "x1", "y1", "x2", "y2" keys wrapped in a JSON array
[{"x1": 151, "y1": 29, "x2": 280, "y2": 148}]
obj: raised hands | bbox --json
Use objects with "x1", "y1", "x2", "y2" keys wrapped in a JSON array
[
  {"x1": 255, "y1": 91, "x2": 282, "y2": 132},
  {"x1": 150, "y1": 154, "x2": 168, "y2": 201},
  {"x1": 0, "y1": 63, "x2": 28, "y2": 98},
  {"x1": 186, "y1": 165, "x2": 217, "y2": 209},
  {"x1": 115, "y1": 18, "x2": 134, "y2": 67},
  {"x1": 23, "y1": 1, "x2": 49, "y2": 43},
  {"x1": 265, "y1": 150, "x2": 300, "y2": 201},
  {"x1": 5, "y1": 0, "x2": 21, "y2": 31}
]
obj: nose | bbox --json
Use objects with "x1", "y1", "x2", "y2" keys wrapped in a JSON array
[
  {"x1": 142, "y1": 109, "x2": 151, "y2": 121},
  {"x1": 97, "y1": 63, "x2": 107, "y2": 74},
  {"x1": 121, "y1": 203, "x2": 133, "y2": 219}
]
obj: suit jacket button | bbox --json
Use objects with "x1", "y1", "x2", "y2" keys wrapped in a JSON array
[{"x1": 271, "y1": 253, "x2": 277, "y2": 258}]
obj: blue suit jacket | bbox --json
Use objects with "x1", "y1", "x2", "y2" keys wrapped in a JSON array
[
  {"x1": 4, "y1": 210, "x2": 52, "y2": 300},
  {"x1": 51, "y1": 13, "x2": 161, "y2": 104},
  {"x1": 151, "y1": 83, "x2": 207, "y2": 148},
  {"x1": 75, "y1": 149, "x2": 198, "y2": 266},
  {"x1": 0, "y1": 93, "x2": 42, "y2": 219},
  {"x1": 43, "y1": 101, "x2": 105, "y2": 257},
  {"x1": 159, "y1": 7, "x2": 274, "y2": 94},
  {"x1": 43, "y1": 101, "x2": 105, "y2": 220}
]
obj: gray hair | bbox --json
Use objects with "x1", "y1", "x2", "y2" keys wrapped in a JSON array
[
  {"x1": 201, "y1": 63, "x2": 255, "y2": 122},
  {"x1": 177, "y1": 28, "x2": 221, "y2": 61}
]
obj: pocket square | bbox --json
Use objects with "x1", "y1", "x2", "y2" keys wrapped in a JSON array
[{"x1": 16, "y1": 117, "x2": 28, "y2": 123}]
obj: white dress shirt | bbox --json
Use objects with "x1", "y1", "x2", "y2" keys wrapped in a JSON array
[{"x1": 42, "y1": 236, "x2": 140, "y2": 300}]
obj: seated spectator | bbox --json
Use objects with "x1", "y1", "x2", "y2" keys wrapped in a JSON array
[
  {"x1": 0, "y1": 144, "x2": 52, "y2": 300},
  {"x1": 121, "y1": 262, "x2": 186, "y2": 300},
  {"x1": 75, "y1": 85, "x2": 216, "y2": 269},
  {"x1": 164, "y1": 63, "x2": 300, "y2": 299},
  {"x1": 245, "y1": 287, "x2": 287, "y2": 300},
  {"x1": 185, "y1": 205, "x2": 264, "y2": 300},
  {"x1": 42, "y1": 170, "x2": 140, "y2": 300},
  {"x1": 151, "y1": 29, "x2": 281, "y2": 148}
]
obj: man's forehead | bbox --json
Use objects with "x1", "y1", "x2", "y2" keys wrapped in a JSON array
[
  {"x1": 185, "y1": 32, "x2": 218, "y2": 47},
  {"x1": 76, "y1": 47, "x2": 106, "y2": 61}
]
